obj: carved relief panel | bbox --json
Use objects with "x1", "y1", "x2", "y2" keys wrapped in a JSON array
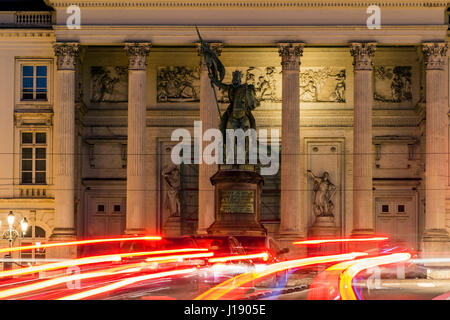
[
  {"x1": 155, "y1": 65, "x2": 347, "y2": 105},
  {"x1": 90, "y1": 66, "x2": 128, "y2": 103},
  {"x1": 157, "y1": 66, "x2": 200, "y2": 102},
  {"x1": 374, "y1": 66, "x2": 412, "y2": 106},
  {"x1": 300, "y1": 67, "x2": 346, "y2": 103}
]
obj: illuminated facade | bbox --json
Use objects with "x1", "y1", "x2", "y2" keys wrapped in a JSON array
[{"x1": 0, "y1": 0, "x2": 449, "y2": 258}]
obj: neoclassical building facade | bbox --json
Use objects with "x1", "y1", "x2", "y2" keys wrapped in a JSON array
[{"x1": 0, "y1": 0, "x2": 450, "y2": 258}]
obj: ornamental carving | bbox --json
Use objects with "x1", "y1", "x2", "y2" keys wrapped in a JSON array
[
  {"x1": 350, "y1": 42, "x2": 376, "y2": 70},
  {"x1": 374, "y1": 66, "x2": 412, "y2": 103},
  {"x1": 91, "y1": 66, "x2": 128, "y2": 103},
  {"x1": 157, "y1": 66, "x2": 200, "y2": 102},
  {"x1": 124, "y1": 43, "x2": 151, "y2": 70},
  {"x1": 157, "y1": 65, "x2": 347, "y2": 104},
  {"x1": 300, "y1": 67, "x2": 346, "y2": 103},
  {"x1": 278, "y1": 43, "x2": 304, "y2": 71},
  {"x1": 217, "y1": 66, "x2": 282, "y2": 103},
  {"x1": 196, "y1": 42, "x2": 223, "y2": 72},
  {"x1": 422, "y1": 42, "x2": 448, "y2": 70},
  {"x1": 53, "y1": 43, "x2": 79, "y2": 70}
]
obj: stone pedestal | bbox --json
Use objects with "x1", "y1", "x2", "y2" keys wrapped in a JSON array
[
  {"x1": 162, "y1": 216, "x2": 182, "y2": 237},
  {"x1": 207, "y1": 169, "x2": 267, "y2": 236},
  {"x1": 307, "y1": 216, "x2": 340, "y2": 256},
  {"x1": 308, "y1": 216, "x2": 340, "y2": 238}
]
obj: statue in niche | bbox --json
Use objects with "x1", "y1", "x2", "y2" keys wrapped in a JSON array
[
  {"x1": 307, "y1": 170, "x2": 336, "y2": 217},
  {"x1": 162, "y1": 164, "x2": 181, "y2": 217}
]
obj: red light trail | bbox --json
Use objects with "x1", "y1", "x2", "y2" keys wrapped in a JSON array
[
  {"x1": 195, "y1": 252, "x2": 368, "y2": 300},
  {"x1": 293, "y1": 237, "x2": 389, "y2": 245},
  {"x1": 0, "y1": 236, "x2": 162, "y2": 254},
  {"x1": 57, "y1": 267, "x2": 198, "y2": 300}
]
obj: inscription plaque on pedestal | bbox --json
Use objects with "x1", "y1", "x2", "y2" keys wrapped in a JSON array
[{"x1": 219, "y1": 190, "x2": 254, "y2": 214}]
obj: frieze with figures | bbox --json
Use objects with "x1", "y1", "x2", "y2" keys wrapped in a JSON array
[
  {"x1": 374, "y1": 66, "x2": 412, "y2": 103},
  {"x1": 157, "y1": 66, "x2": 200, "y2": 102},
  {"x1": 90, "y1": 66, "x2": 128, "y2": 103},
  {"x1": 156, "y1": 66, "x2": 347, "y2": 104}
]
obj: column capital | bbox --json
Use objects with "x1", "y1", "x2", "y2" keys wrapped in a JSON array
[
  {"x1": 196, "y1": 42, "x2": 223, "y2": 56},
  {"x1": 124, "y1": 42, "x2": 151, "y2": 70},
  {"x1": 350, "y1": 42, "x2": 376, "y2": 71},
  {"x1": 422, "y1": 42, "x2": 448, "y2": 70},
  {"x1": 278, "y1": 42, "x2": 304, "y2": 71},
  {"x1": 53, "y1": 42, "x2": 79, "y2": 71},
  {"x1": 196, "y1": 42, "x2": 223, "y2": 71}
]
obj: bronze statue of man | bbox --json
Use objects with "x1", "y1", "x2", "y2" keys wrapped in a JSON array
[
  {"x1": 209, "y1": 70, "x2": 260, "y2": 138},
  {"x1": 196, "y1": 27, "x2": 260, "y2": 164}
]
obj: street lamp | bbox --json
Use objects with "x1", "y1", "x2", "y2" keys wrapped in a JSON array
[{"x1": 2, "y1": 211, "x2": 28, "y2": 248}]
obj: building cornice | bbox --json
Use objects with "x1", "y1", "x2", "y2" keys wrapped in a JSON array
[
  {"x1": 0, "y1": 29, "x2": 54, "y2": 39},
  {"x1": 46, "y1": 0, "x2": 448, "y2": 8}
]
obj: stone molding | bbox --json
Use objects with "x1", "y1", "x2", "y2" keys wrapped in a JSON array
[
  {"x1": 47, "y1": 1, "x2": 448, "y2": 8},
  {"x1": 278, "y1": 42, "x2": 304, "y2": 71},
  {"x1": 422, "y1": 42, "x2": 448, "y2": 70},
  {"x1": 350, "y1": 42, "x2": 376, "y2": 71},
  {"x1": 124, "y1": 42, "x2": 151, "y2": 70},
  {"x1": 53, "y1": 42, "x2": 79, "y2": 70}
]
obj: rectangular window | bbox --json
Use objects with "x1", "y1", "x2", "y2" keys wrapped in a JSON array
[
  {"x1": 20, "y1": 132, "x2": 47, "y2": 184},
  {"x1": 21, "y1": 65, "x2": 48, "y2": 101}
]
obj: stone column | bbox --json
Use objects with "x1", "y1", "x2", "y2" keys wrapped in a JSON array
[
  {"x1": 277, "y1": 43, "x2": 304, "y2": 243},
  {"x1": 196, "y1": 42, "x2": 223, "y2": 234},
  {"x1": 52, "y1": 43, "x2": 79, "y2": 239},
  {"x1": 422, "y1": 42, "x2": 450, "y2": 256},
  {"x1": 50, "y1": 43, "x2": 79, "y2": 258},
  {"x1": 350, "y1": 42, "x2": 376, "y2": 237},
  {"x1": 124, "y1": 42, "x2": 151, "y2": 235}
]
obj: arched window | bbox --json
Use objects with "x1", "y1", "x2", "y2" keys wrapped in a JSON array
[{"x1": 21, "y1": 225, "x2": 47, "y2": 261}]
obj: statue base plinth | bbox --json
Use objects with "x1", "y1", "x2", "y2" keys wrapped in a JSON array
[
  {"x1": 163, "y1": 216, "x2": 182, "y2": 237},
  {"x1": 312, "y1": 216, "x2": 336, "y2": 228},
  {"x1": 307, "y1": 217, "x2": 341, "y2": 257},
  {"x1": 207, "y1": 168, "x2": 267, "y2": 237}
]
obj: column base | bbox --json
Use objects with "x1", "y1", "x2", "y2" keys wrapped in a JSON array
[
  {"x1": 124, "y1": 228, "x2": 147, "y2": 236},
  {"x1": 275, "y1": 232, "x2": 306, "y2": 259},
  {"x1": 48, "y1": 229, "x2": 77, "y2": 259},
  {"x1": 196, "y1": 228, "x2": 209, "y2": 235},
  {"x1": 422, "y1": 229, "x2": 450, "y2": 261}
]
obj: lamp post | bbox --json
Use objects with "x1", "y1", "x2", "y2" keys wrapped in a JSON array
[{"x1": 2, "y1": 211, "x2": 28, "y2": 271}]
